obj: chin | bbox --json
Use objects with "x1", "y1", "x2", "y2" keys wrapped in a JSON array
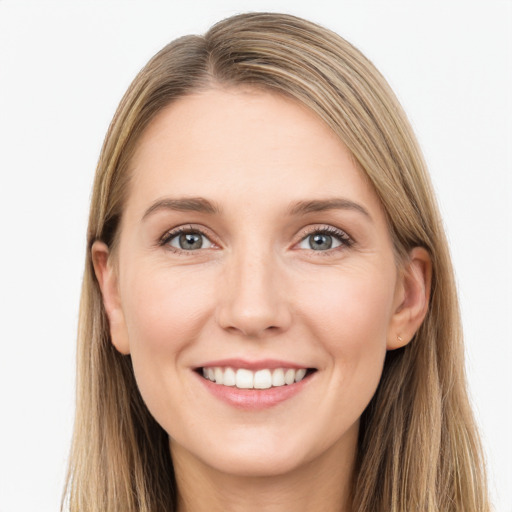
[
  {"x1": 201, "y1": 447, "x2": 311, "y2": 478},
  {"x1": 171, "y1": 419, "x2": 359, "y2": 480}
]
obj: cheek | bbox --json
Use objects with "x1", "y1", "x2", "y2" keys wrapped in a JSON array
[
  {"x1": 122, "y1": 264, "x2": 213, "y2": 353},
  {"x1": 299, "y1": 265, "x2": 396, "y2": 352},
  {"x1": 119, "y1": 264, "x2": 215, "y2": 416},
  {"x1": 297, "y1": 265, "x2": 395, "y2": 411},
  {"x1": 119, "y1": 264, "x2": 217, "y2": 420}
]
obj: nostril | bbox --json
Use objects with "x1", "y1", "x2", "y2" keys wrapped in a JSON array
[
  {"x1": 215, "y1": 274, "x2": 293, "y2": 337},
  {"x1": 221, "y1": 322, "x2": 283, "y2": 338}
]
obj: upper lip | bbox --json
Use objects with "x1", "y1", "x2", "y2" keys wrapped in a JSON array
[{"x1": 197, "y1": 358, "x2": 314, "y2": 371}]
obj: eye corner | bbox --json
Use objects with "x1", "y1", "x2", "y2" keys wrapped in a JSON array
[
  {"x1": 294, "y1": 225, "x2": 354, "y2": 254},
  {"x1": 158, "y1": 225, "x2": 219, "y2": 254}
]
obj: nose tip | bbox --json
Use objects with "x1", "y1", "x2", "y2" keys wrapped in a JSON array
[
  {"x1": 215, "y1": 256, "x2": 291, "y2": 338},
  {"x1": 219, "y1": 309, "x2": 281, "y2": 338}
]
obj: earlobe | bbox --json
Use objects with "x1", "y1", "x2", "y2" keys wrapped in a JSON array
[
  {"x1": 387, "y1": 247, "x2": 432, "y2": 350},
  {"x1": 91, "y1": 241, "x2": 131, "y2": 355}
]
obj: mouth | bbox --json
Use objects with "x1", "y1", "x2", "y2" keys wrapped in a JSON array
[{"x1": 197, "y1": 366, "x2": 317, "y2": 390}]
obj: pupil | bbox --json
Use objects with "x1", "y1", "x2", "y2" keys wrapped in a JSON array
[
  {"x1": 180, "y1": 232, "x2": 202, "y2": 249},
  {"x1": 310, "y1": 234, "x2": 332, "y2": 250}
]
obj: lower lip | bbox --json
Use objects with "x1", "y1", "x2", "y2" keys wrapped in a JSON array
[{"x1": 195, "y1": 372, "x2": 314, "y2": 410}]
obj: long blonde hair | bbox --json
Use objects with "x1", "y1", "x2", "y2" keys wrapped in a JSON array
[{"x1": 63, "y1": 12, "x2": 490, "y2": 512}]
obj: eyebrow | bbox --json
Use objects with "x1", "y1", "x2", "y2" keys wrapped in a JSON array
[
  {"x1": 142, "y1": 197, "x2": 221, "y2": 220},
  {"x1": 142, "y1": 196, "x2": 371, "y2": 221},
  {"x1": 287, "y1": 198, "x2": 372, "y2": 220}
]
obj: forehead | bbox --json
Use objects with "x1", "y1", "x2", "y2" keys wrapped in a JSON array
[{"x1": 126, "y1": 87, "x2": 382, "y2": 221}]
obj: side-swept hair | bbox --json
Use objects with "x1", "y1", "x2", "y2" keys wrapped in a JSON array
[{"x1": 63, "y1": 12, "x2": 490, "y2": 512}]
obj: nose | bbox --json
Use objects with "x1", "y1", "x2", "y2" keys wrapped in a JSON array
[{"x1": 215, "y1": 246, "x2": 292, "y2": 338}]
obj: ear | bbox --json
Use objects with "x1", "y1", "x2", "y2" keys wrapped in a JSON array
[
  {"x1": 387, "y1": 247, "x2": 432, "y2": 350},
  {"x1": 91, "y1": 241, "x2": 131, "y2": 355}
]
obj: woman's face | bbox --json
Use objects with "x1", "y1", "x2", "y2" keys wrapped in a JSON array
[{"x1": 95, "y1": 87, "x2": 417, "y2": 477}]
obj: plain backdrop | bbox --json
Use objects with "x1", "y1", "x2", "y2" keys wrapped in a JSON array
[{"x1": 0, "y1": 1, "x2": 510, "y2": 511}]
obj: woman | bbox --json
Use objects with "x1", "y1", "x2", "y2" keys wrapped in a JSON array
[{"x1": 63, "y1": 12, "x2": 491, "y2": 512}]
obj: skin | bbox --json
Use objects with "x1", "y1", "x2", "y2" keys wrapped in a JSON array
[{"x1": 93, "y1": 87, "x2": 431, "y2": 512}]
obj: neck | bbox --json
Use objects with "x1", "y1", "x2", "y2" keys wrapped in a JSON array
[{"x1": 170, "y1": 429, "x2": 357, "y2": 512}]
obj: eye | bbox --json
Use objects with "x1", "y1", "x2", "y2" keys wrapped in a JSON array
[
  {"x1": 163, "y1": 228, "x2": 214, "y2": 251},
  {"x1": 297, "y1": 227, "x2": 352, "y2": 251}
]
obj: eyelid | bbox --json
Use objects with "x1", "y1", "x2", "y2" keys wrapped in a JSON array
[
  {"x1": 158, "y1": 224, "x2": 219, "y2": 251},
  {"x1": 294, "y1": 225, "x2": 354, "y2": 251},
  {"x1": 157, "y1": 223, "x2": 354, "y2": 254}
]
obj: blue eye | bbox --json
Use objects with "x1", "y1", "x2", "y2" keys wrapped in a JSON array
[
  {"x1": 297, "y1": 228, "x2": 351, "y2": 251},
  {"x1": 165, "y1": 230, "x2": 213, "y2": 251}
]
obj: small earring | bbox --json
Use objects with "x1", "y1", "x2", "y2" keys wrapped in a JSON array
[{"x1": 397, "y1": 335, "x2": 403, "y2": 344}]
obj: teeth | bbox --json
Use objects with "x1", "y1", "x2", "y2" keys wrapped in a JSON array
[
  {"x1": 284, "y1": 369, "x2": 295, "y2": 385},
  {"x1": 254, "y1": 369, "x2": 272, "y2": 389},
  {"x1": 272, "y1": 368, "x2": 285, "y2": 387},
  {"x1": 236, "y1": 368, "x2": 253, "y2": 389},
  {"x1": 295, "y1": 368, "x2": 307, "y2": 382},
  {"x1": 223, "y1": 367, "x2": 236, "y2": 386},
  {"x1": 201, "y1": 366, "x2": 309, "y2": 389},
  {"x1": 214, "y1": 367, "x2": 224, "y2": 385}
]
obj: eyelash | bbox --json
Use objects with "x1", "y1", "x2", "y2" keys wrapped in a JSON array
[
  {"x1": 298, "y1": 225, "x2": 354, "y2": 253},
  {"x1": 159, "y1": 225, "x2": 214, "y2": 253},
  {"x1": 158, "y1": 224, "x2": 354, "y2": 255}
]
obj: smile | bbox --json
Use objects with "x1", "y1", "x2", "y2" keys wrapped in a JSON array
[
  {"x1": 195, "y1": 360, "x2": 317, "y2": 410},
  {"x1": 201, "y1": 367, "x2": 310, "y2": 389}
]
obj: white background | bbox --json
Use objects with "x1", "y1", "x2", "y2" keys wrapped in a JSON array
[{"x1": 0, "y1": 1, "x2": 510, "y2": 511}]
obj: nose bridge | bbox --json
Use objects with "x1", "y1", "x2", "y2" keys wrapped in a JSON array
[{"x1": 216, "y1": 240, "x2": 290, "y2": 337}]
